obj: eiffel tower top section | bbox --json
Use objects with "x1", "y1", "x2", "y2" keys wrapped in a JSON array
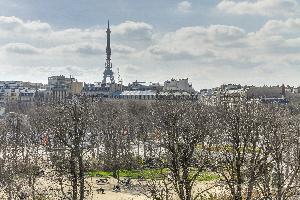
[{"x1": 106, "y1": 20, "x2": 111, "y2": 63}]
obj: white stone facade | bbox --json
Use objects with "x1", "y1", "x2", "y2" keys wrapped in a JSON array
[{"x1": 163, "y1": 78, "x2": 194, "y2": 93}]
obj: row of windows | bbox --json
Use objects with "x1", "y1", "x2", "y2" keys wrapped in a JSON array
[
  {"x1": 114, "y1": 95, "x2": 198, "y2": 100},
  {"x1": 116, "y1": 95, "x2": 156, "y2": 100}
]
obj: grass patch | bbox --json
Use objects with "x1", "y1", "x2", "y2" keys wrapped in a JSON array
[
  {"x1": 197, "y1": 172, "x2": 220, "y2": 182},
  {"x1": 88, "y1": 168, "x2": 168, "y2": 179},
  {"x1": 88, "y1": 169, "x2": 219, "y2": 181}
]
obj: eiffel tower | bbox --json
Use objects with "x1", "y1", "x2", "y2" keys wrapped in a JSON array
[{"x1": 102, "y1": 20, "x2": 115, "y2": 85}]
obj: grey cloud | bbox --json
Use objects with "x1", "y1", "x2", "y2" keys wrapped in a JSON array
[
  {"x1": 3, "y1": 43, "x2": 40, "y2": 54},
  {"x1": 207, "y1": 25, "x2": 246, "y2": 41},
  {"x1": 112, "y1": 44, "x2": 136, "y2": 54},
  {"x1": 122, "y1": 64, "x2": 141, "y2": 73},
  {"x1": 148, "y1": 45, "x2": 215, "y2": 60},
  {"x1": 76, "y1": 44, "x2": 104, "y2": 55},
  {"x1": 51, "y1": 43, "x2": 134, "y2": 56}
]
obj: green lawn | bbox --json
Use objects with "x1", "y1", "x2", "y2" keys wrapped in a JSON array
[
  {"x1": 88, "y1": 168, "x2": 168, "y2": 179},
  {"x1": 88, "y1": 169, "x2": 220, "y2": 181},
  {"x1": 197, "y1": 172, "x2": 220, "y2": 181}
]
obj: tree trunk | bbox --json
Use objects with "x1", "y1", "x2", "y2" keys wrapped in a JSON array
[
  {"x1": 70, "y1": 153, "x2": 78, "y2": 200},
  {"x1": 137, "y1": 140, "x2": 140, "y2": 158},
  {"x1": 30, "y1": 176, "x2": 36, "y2": 200},
  {"x1": 78, "y1": 152, "x2": 85, "y2": 200},
  {"x1": 143, "y1": 140, "x2": 147, "y2": 159},
  {"x1": 236, "y1": 155, "x2": 243, "y2": 200},
  {"x1": 7, "y1": 184, "x2": 12, "y2": 200}
]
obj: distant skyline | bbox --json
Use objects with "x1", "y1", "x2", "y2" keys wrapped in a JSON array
[{"x1": 1, "y1": 0, "x2": 300, "y2": 89}]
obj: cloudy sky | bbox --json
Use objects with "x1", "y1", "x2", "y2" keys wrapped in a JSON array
[{"x1": 0, "y1": 0, "x2": 300, "y2": 89}]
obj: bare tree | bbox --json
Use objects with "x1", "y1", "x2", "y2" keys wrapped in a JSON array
[
  {"x1": 0, "y1": 112, "x2": 33, "y2": 199},
  {"x1": 42, "y1": 96, "x2": 97, "y2": 200},
  {"x1": 152, "y1": 100, "x2": 213, "y2": 200},
  {"x1": 127, "y1": 101, "x2": 153, "y2": 161},
  {"x1": 257, "y1": 107, "x2": 300, "y2": 200},
  {"x1": 214, "y1": 103, "x2": 272, "y2": 200},
  {"x1": 214, "y1": 102, "x2": 300, "y2": 200},
  {"x1": 95, "y1": 100, "x2": 134, "y2": 181},
  {"x1": 143, "y1": 170, "x2": 174, "y2": 200}
]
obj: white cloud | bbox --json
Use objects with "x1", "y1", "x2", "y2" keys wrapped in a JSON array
[
  {"x1": 0, "y1": 16, "x2": 51, "y2": 33},
  {"x1": 112, "y1": 21, "x2": 154, "y2": 48},
  {"x1": 243, "y1": 18, "x2": 300, "y2": 54},
  {"x1": 256, "y1": 18, "x2": 300, "y2": 37},
  {"x1": 217, "y1": 0, "x2": 298, "y2": 17},
  {"x1": 113, "y1": 21, "x2": 153, "y2": 36},
  {"x1": 148, "y1": 25, "x2": 246, "y2": 60},
  {"x1": 0, "y1": 16, "x2": 153, "y2": 84},
  {"x1": 0, "y1": 16, "x2": 152, "y2": 49},
  {"x1": 144, "y1": 18, "x2": 300, "y2": 88},
  {"x1": 2, "y1": 16, "x2": 300, "y2": 89},
  {"x1": 177, "y1": 1, "x2": 192, "y2": 13}
]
